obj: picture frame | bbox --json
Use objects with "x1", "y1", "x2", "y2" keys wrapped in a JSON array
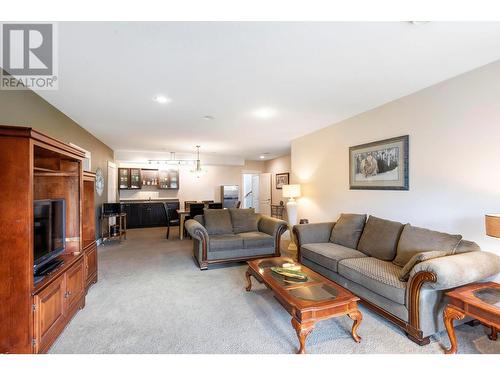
[
  {"x1": 275, "y1": 173, "x2": 290, "y2": 189},
  {"x1": 349, "y1": 135, "x2": 409, "y2": 190}
]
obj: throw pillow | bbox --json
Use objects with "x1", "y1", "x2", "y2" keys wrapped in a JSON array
[
  {"x1": 454, "y1": 239, "x2": 481, "y2": 254},
  {"x1": 393, "y1": 224, "x2": 462, "y2": 268},
  {"x1": 229, "y1": 208, "x2": 259, "y2": 233},
  {"x1": 357, "y1": 216, "x2": 404, "y2": 261},
  {"x1": 203, "y1": 209, "x2": 233, "y2": 235},
  {"x1": 399, "y1": 250, "x2": 448, "y2": 281},
  {"x1": 330, "y1": 213, "x2": 367, "y2": 249}
]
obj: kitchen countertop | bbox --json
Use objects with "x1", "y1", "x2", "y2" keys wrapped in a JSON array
[{"x1": 119, "y1": 199, "x2": 179, "y2": 203}]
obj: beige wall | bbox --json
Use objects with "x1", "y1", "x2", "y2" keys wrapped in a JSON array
[
  {"x1": 292, "y1": 60, "x2": 500, "y2": 255},
  {"x1": 0, "y1": 88, "x2": 115, "y2": 237},
  {"x1": 265, "y1": 155, "x2": 291, "y2": 205},
  {"x1": 118, "y1": 160, "x2": 265, "y2": 205}
]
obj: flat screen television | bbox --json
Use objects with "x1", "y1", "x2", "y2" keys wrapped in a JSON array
[{"x1": 34, "y1": 199, "x2": 66, "y2": 275}]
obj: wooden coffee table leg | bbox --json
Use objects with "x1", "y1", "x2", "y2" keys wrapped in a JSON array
[
  {"x1": 443, "y1": 305, "x2": 465, "y2": 354},
  {"x1": 488, "y1": 326, "x2": 497, "y2": 341},
  {"x1": 291, "y1": 318, "x2": 314, "y2": 354},
  {"x1": 245, "y1": 269, "x2": 253, "y2": 292},
  {"x1": 348, "y1": 309, "x2": 362, "y2": 343}
]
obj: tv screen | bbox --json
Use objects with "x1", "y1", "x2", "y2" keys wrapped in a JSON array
[{"x1": 34, "y1": 199, "x2": 66, "y2": 272}]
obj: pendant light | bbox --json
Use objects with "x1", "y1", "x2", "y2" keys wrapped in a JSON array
[{"x1": 191, "y1": 145, "x2": 206, "y2": 178}]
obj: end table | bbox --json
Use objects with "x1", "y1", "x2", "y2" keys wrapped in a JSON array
[{"x1": 443, "y1": 282, "x2": 499, "y2": 354}]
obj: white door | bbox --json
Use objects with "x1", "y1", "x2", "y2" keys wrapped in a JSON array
[
  {"x1": 107, "y1": 161, "x2": 118, "y2": 203},
  {"x1": 258, "y1": 172, "x2": 271, "y2": 216},
  {"x1": 251, "y1": 174, "x2": 259, "y2": 210}
]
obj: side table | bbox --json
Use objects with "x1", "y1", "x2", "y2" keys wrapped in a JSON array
[
  {"x1": 101, "y1": 212, "x2": 127, "y2": 242},
  {"x1": 443, "y1": 282, "x2": 499, "y2": 354}
]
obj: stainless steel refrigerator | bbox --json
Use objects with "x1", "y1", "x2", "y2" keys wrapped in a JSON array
[{"x1": 221, "y1": 185, "x2": 239, "y2": 208}]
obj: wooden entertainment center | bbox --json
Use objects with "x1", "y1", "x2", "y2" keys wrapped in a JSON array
[{"x1": 0, "y1": 126, "x2": 98, "y2": 353}]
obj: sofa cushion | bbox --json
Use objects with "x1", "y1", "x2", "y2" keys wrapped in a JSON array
[
  {"x1": 357, "y1": 216, "x2": 404, "y2": 261},
  {"x1": 399, "y1": 250, "x2": 448, "y2": 281},
  {"x1": 330, "y1": 213, "x2": 367, "y2": 249},
  {"x1": 301, "y1": 242, "x2": 367, "y2": 272},
  {"x1": 238, "y1": 231, "x2": 274, "y2": 249},
  {"x1": 209, "y1": 234, "x2": 244, "y2": 251},
  {"x1": 338, "y1": 257, "x2": 407, "y2": 305},
  {"x1": 455, "y1": 239, "x2": 481, "y2": 254},
  {"x1": 204, "y1": 209, "x2": 233, "y2": 235},
  {"x1": 393, "y1": 224, "x2": 462, "y2": 267},
  {"x1": 229, "y1": 208, "x2": 259, "y2": 233}
]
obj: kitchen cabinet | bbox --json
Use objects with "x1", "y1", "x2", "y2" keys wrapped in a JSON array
[
  {"x1": 118, "y1": 168, "x2": 141, "y2": 189},
  {"x1": 120, "y1": 201, "x2": 179, "y2": 228},
  {"x1": 119, "y1": 168, "x2": 179, "y2": 190},
  {"x1": 158, "y1": 169, "x2": 179, "y2": 189}
]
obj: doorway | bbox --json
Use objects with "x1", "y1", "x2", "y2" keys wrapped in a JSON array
[{"x1": 241, "y1": 172, "x2": 271, "y2": 215}]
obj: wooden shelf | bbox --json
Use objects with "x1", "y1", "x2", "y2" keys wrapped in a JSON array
[{"x1": 34, "y1": 167, "x2": 78, "y2": 177}]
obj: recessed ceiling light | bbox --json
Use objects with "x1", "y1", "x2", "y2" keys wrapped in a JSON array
[
  {"x1": 252, "y1": 107, "x2": 277, "y2": 119},
  {"x1": 259, "y1": 155, "x2": 266, "y2": 159},
  {"x1": 203, "y1": 115, "x2": 215, "y2": 120},
  {"x1": 154, "y1": 95, "x2": 171, "y2": 104}
]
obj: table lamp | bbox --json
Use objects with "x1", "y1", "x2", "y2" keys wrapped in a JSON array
[
  {"x1": 485, "y1": 214, "x2": 500, "y2": 238},
  {"x1": 282, "y1": 184, "x2": 301, "y2": 254}
]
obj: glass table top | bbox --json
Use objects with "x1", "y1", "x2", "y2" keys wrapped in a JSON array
[
  {"x1": 473, "y1": 287, "x2": 500, "y2": 307},
  {"x1": 289, "y1": 284, "x2": 339, "y2": 302},
  {"x1": 257, "y1": 258, "x2": 295, "y2": 271}
]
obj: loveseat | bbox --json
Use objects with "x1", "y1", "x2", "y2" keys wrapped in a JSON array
[
  {"x1": 185, "y1": 208, "x2": 288, "y2": 270},
  {"x1": 293, "y1": 214, "x2": 500, "y2": 345}
]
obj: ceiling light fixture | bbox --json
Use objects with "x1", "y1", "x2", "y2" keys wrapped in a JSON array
[
  {"x1": 190, "y1": 145, "x2": 206, "y2": 179},
  {"x1": 153, "y1": 95, "x2": 171, "y2": 104},
  {"x1": 252, "y1": 107, "x2": 277, "y2": 119},
  {"x1": 203, "y1": 115, "x2": 214, "y2": 120}
]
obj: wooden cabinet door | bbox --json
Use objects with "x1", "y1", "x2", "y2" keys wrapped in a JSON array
[
  {"x1": 126, "y1": 203, "x2": 140, "y2": 228},
  {"x1": 85, "y1": 243, "x2": 98, "y2": 287},
  {"x1": 151, "y1": 203, "x2": 166, "y2": 226},
  {"x1": 33, "y1": 274, "x2": 66, "y2": 353},
  {"x1": 65, "y1": 259, "x2": 85, "y2": 311},
  {"x1": 118, "y1": 168, "x2": 130, "y2": 189},
  {"x1": 129, "y1": 168, "x2": 141, "y2": 189},
  {"x1": 140, "y1": 203, "x2": 152, "y2": 227}
]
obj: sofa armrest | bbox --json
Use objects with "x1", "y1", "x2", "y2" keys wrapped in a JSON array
[
  {"x1": 258, "y1": 216, "x2": 288, "y2": 237},
  {"x1": 409, "y1": 251, "x2": 500, "y2": 290},
  {"x1": 185, "y1": 219, "x2": 209, "y2": 243},
  {"x1": 293, "y1": 222, "x2": 335, "y2": 248},
  {"x1": 185, "y1": 219, "x2": 210, "y2": 269}
]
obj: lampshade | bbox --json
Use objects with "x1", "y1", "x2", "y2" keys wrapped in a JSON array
[
  {"x1": 485, "y1": 214, "x2": 500, "y2": 238},
  {"x1": 282, "y1": 184, "x2": 301, "y2": 199}
]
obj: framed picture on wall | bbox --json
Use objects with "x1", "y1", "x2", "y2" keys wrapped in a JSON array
[
  {"x1": 275, "y1": 173, "x2": 290, "y2": 189},
  {"x1": 349, "y1": 135, "x2": 409, "y2": 190}
]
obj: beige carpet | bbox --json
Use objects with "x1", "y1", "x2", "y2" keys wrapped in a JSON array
[{"x1": 49, "y1": 227, "x2": 500, "y2": 354}]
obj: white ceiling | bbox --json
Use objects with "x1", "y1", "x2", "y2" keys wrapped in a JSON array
[{"x1": 35, "y1": 22, "x2": 500, "y2": 160}]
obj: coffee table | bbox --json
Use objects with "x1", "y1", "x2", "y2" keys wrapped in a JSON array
[
  {"x1": 245, "y1": 256, "x2": 362, "y2": 354},
  {"x1": 443, "y1": 282, "x2": 499, "y2": 354}
]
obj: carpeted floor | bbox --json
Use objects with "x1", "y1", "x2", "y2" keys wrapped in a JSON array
[{"x1": 49, "y1": 227, "x2": 499, "y2": 354}]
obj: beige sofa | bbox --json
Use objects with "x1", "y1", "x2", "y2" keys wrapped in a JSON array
[
  {"x1": 293, "y1": 214, "x2": 500, "y2": 345},
  {"x1": 186, "y1": 208, "x2": 288, "y2": 270}
]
